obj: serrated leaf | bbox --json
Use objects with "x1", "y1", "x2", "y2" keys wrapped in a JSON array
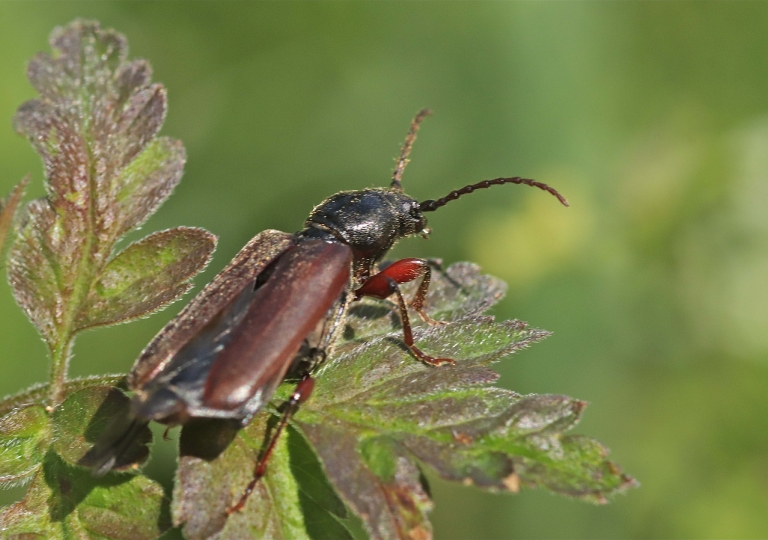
[
  {"x1": 52, "y1": 385, "x2": 151, "y2": 472},
  {"x1": 0, "y1": 381, "x2": 160, "y2": 537},
  {"x1": 174, "y1": 262, "x2": 636, "y2": 540},
  {"x1": 77, "y1": 227, "x2": 216, "y2": 330},
  {"x1": 8, "y1": 199, "x2": 66, "y2": 345},
  {"x1": 509, "y1": 434, "x2": 637, "y2": 503},
  {"x1": 113, "y1": 137, "x2": 186, "y2": 236},
  {"x1": 300, "y1": 426, "x2": 432, "y2": 540},
  {"x1": 0, "y1": 452, "x2": 169, "y2": 539},
  {"x1": 2, "y1": 19, "x2": 205, "y2": 540},
  {"x1": 173, "y1": 420, "x2": 353, "y2": 540},
  {"x1": 0, "y1": 375, "x2": 124, "y2": 417},
  {"x1": 0, "y1": 177, "x2": 28, "y2": 259},
  {"x1": 0, "y1": 405, "x2": 51, "y2": 488},
  {"x1": 15, "y1": 20, "x2": 175, "y2": 243},
  {"x1": 345, "y1": 262, "x2": 506, "y2": 342},
  {"x1": 8, "y1": 20, "x2": 197, "y2": 349}
]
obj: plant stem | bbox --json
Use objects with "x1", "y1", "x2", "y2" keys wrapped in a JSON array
[
  {"x1": 49, "y1": 335, "x2": 73, "y2": 407},
  {"x1": 47, "y1": 149, "x2": 99, "y2": 407},
  {"x1": 48, "y1": 238, "x2": 96, "y2": 406}
]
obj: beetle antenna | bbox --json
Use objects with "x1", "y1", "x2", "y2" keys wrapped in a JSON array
[
  {"x1": 392, "y1": 108, "x2": 432, "y2": 192},
  {"x1": 419, "y1": 177, "x2": 569, "y2": 212}
]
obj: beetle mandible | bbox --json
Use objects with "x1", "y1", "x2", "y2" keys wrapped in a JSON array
[{"x1": 90, "y1": 109, "x2": 568, "y2": 513}]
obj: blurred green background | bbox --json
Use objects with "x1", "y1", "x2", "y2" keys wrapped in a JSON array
[{"x1": 2, "y1": 2, "x2": 767, "y2": 539}]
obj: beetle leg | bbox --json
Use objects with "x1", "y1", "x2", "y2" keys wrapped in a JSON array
[
  {"x1": 408, "y1": 263, "x2": 448, "y2": 326},
  {"x1": 227, "y1": 375, "x2": 316, "y2": 515},
  {"x1": 356, "y1": 258, "x2": 445, "y2": 325},
  {"x1": 390, "y1": 278, "x2": 454, "y2": 366},
  {"x1": 358, "y1": 273, "x2": 453, "y2": 367}
]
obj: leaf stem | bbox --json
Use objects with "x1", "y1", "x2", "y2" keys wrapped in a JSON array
[
  {"x1": 46, "y1": 92, "x2": 100, "y2": 407},
  {"x1": 48, "y1": 221, "x2": 97, "y2": 406},
  {"x1": 48, "y1": 336, "x2": 73, "y2": 407}
]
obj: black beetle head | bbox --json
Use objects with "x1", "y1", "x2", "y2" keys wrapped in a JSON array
[
  {"x1": 298, "y1": 109, "x2": 569, "y2": 277},
  {"x1": 304, "y1": 188, "x2": 428, "y2": 263}
]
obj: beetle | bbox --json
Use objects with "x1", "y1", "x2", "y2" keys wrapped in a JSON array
[{"x1": 89, "y1": 109, "x2": 568, "y2": 513}]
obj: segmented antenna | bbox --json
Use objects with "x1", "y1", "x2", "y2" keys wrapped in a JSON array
[
  {"x1": 419, "y1": 177, "x2": 569, "y2": 212},
  {"x1": 391, "y1": 108, "x2": 432, "y2": 192}
]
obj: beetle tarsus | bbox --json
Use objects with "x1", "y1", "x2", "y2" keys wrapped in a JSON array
[{"x1": 408, "y1": 342, "x2": 455, "y2": 367}]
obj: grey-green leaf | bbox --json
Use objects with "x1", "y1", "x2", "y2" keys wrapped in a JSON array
[
  {"x1": 0, "y1": 375, "x2": 124, "y2": 417},
  {"x1": 113, "y1": 137, "x2": 186, "y2": 236},
  {"x1": 51, "y1": 385, "x2": 151, "y2": 472},
  {"x1": 0, "y1": 405, "x2": 51, "y2": 488},
  {"x1": 16, "y1": 20, "x2": 167, "y2": 232},
  {"x1": 0, "y1": 452, "x2": 169, "y2": 539},
  {"x1": 298, "y1": 424, "x2": 432, "y2": 540},
  {"x1": 8, "y1": 199, "x2": 72, "y2": 345},
  {"x1": 303, "y1": 311, "x2": 635, "y2": 505},
  {"x1": 9, "y1": 20, "x2": 198, "y2": 347},
  {"x1": 174, "y1": 419, "x2": 354, "y2": 540},
  {"x1": 77, "y1": 227, "x2": 217, "y2": 330},
  {"x1": 0, "y1": 177, "x2": 28, "y2": 259}
]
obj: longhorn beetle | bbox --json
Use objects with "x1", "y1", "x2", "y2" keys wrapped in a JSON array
[{"x1": 90, "y1": 109, "x2": 568, "y2": 513}]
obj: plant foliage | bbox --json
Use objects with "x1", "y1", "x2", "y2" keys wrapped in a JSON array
[
  {"x1": 173, "y1": 263, "x2": 637, "y2": 540},
  {"x1": 0, "y1": 19, "x2": 636, "y2": 540},
  {"x1": 0, "y1": 20, "x2": 215, "y2": 538}
]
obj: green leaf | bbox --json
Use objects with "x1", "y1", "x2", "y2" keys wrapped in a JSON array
[
  {"x1": 0, "y1": 375, "x2": 124, "y2": 417},
  {"x1": 8, "y1": 19, "x2": 205, "y2": 353},
  {"x1": 52, "y1": 386, "x2": 151, "y2": 472},
  {"x1": 0, "y1": 383, "x2": 163, "y2": 539},
  {"x1": 175, "y1": 262, "x2": 635, "y2": 539},
  {"x1": 77, "y1": 227, "x2": 217, "y2": 330},
  {"x1": 113, "y1": 137, "x2": 186, "y2": 236},
  {"x1": 15, "y1": 20, "x2": 176, "y2": 241},
  {"x1": 0, "y1": 452, "x2": 169, "y2": 539},
  {"x1": 173, "y1": 420, "x2": 354, "y2": 540},
  {"x1": 0, "y1": 405, "x2": 51, "y2": 488},
  {"x1": 297, "y1": 425, "x2": 433, "y2": 540},
  {"x1": 7, "y1": 199, "x2": 62, "y2": 345},
  {"x1": 1, "y1": 19, "x2": 206, "y2": 540},
  {"x1": 0, "y1": 177, "x2": 28, "y2": 260}
]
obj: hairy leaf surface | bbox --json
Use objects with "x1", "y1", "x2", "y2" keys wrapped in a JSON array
[
  {"x1": 174, "y1": 263, "x2": 637, "y2": 540},
  {"x1": 1, "y1": 20, "x2": 209, "y2": 540},
  {"x1": 8, "y1": 19, "x2": 209, "y2": 349},
  {"x1": 0, "y1": 405, "x2": 51, "y2": 488},
  {"x1": 0, "y1": 379, "x2": 165, "y2": 538},
  {"x1": 174, "y1": 421, "x2": 354, "y2": 540},
  {"x1": 0, "y1": 177, "x2": 28, "y2": 259},
  {"x1": 0, "y1": 452, "x2": 168, "y2": 540},
  {"x1": 78, "y1": 227, "x2": 216, "y2": 330}
]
